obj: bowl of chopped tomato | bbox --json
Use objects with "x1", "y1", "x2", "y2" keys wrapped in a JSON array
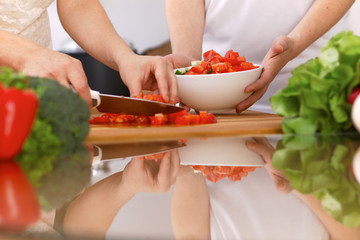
[{"x1": 175, "y1": 49, "x2": 262, "y2": 113}]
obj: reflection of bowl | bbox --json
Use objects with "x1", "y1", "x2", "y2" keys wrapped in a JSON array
[
  {"x1": 179, "y1": 137, "x2": 264, "y2": 166},
  {"x1": 175, "y1": 65, "x2": 262, "y2": 113}
]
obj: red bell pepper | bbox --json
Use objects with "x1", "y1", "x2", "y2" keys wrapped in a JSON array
[{"x1": 0, "y1": 84, "x2": 38, "y2": 160}]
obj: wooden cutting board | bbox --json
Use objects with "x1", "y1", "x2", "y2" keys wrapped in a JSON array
[{"x1": 85, "y1": 110, "x2": 283, "y2": 144}]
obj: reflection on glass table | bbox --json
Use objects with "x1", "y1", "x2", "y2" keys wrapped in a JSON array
[
  {"x1": 0, "y1": 144, "x2": 91, "y2": 239},
  {"x1": 63, "y1": 136, "x2": 358, "y2": 239},
  {"x1": 2, "y1": 135, "x2": 360, "y2": 240},
  {"x1": 250, "y1": 134, "x2": 360, "y2": 239}
]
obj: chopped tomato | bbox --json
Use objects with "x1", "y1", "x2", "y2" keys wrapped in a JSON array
[
  {"x1": 167, "y1": 110, "x2": 189, "y2": 123},
  {"x1": 190, "y1": 115, "x2": 201, "y2": 124},
  {"x1": 90, "y1": 92, "x2": 217, "y2": 126},
  {"x1": 203, "y1": 50, "x2": 222, "y2": 62},
  {"x1": 175, "y1": 115, "x2": 192, "y2": 125},
  {"x1": 211, "y1": 62, "x2": 229, "y2": 73},
  {"x1": 186, "y1": 61, "x2": 211, "y2": 75},
  {"x1": 208, "y1": 55, "x2": 223, "y2": 65},
  {"x1": 143, "y1": 93, "x2": 166, "y2": 103},
  {"x1": 199, "y1": 112, "x2": 217, "y2": 124},
  {"x1": 184, "y1": 49, "x2": 258, "y2": 75},
  {"x1": 133, "y1": 92, "x2": 144, "y2": 99},
  {"x1": 149, "y1": 113, "x2": 168, "y2": 126},
  {"x1": 115, "y1": 114, "x2": 135, "y2": 123},
  {"x1": 89, "y1": 115, "x2": 110, "y2": 124},
  {"x1": 134, "y1": 116, "x2": 150, "y2": 125}
]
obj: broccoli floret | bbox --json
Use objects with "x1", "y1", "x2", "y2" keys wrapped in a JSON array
[
  {"x1": 16, "y1": 119, "x2": 61, "y2": 187},
  {"x1": 28, "y1": 77, "x2": 90, "y2": 155}
]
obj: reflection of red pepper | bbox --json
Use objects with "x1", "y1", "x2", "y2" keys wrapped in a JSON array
[
  {"x1": 0, "y1": 161, "x2": 40, "y2": 232},
  {"x1": 0, "y1": 84, "x2": 38, "y2": 160}
]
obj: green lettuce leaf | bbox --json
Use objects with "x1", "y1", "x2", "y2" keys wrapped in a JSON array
[{"x1": 271, "y1": 31, "x2": 360, "y2": 134}]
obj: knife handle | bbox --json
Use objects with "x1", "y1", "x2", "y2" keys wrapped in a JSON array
[{"x1": 90, "y1": 89, "x2": 101, "y2": 108}]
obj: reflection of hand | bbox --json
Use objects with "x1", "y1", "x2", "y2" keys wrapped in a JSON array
[
  {"x1": 21, "y1": 47, "x2": 92, "y2": 106},
  {"x1": 246, "y1": 137, "x2": 292, "y2": 194},
  {"x1": 120, "y1": 150, "x2": 180, "y2": 195},
  {"x1": 236, "y1": 36, "x2": 295, "y2": 113},
  {"x1": 119, "y1": 54, "x2": 179, "y2": 104}
]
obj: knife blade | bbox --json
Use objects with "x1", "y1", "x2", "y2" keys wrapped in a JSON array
[
  {"x1": 92, "y1": 140, "x2": 186, "y2": 163},
  {"x1": 90, "y1": 90, "x2": 184, "y2": 116}
]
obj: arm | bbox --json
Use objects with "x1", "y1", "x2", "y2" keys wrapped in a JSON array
[
  {"x1": 166, "y1": 0, "x2": 205, "y2": 60},
  {"x1": 63, "y1": 172, "x2": 134, "y2": 239},
  {"x1": 237, "y1": 0, "x2": 355, "y2": 112},
  {"x1": 294, "y1": 192, "x2": 360, "y2": 240},
  {"x1": 0, "y1": 30, "x2": 91, "y2": 105},
  {"x1": 171, "y1": 166, "x2": 211, "y2": 239},
  {"x1": 63, "y1": 151, "x2": 180, "y2": 239},
  {"x1": 57, "y1": 0, "x2": 178, "y2": 103},
  {"x1": 246, "y1": 137, "x2": 360, "y2": 240}
]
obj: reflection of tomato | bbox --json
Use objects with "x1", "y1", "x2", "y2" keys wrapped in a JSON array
[
  {"x1": 0, "y1": 161, "x2": 40, "y2": 232},
  {"x1": 192, "y1": 165, "x2": 260, "y2": 183}
]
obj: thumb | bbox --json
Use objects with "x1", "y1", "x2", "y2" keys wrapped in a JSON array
[{"x1": 271, "y1": 36, "x2": 291, "y2": 56}]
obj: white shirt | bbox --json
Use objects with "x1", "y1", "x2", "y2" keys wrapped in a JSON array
[
  {"x1": 0, "y1": 0, "x2": 54, "y2": 48},
  {"x1": 203, "y1": 0, "x2": 350, "y2": 113},
  {"x1": 208, "y1": 168, "x2": 329, "y2": 240}
]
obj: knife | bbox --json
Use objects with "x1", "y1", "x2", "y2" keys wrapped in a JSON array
[
  {"x1": 92, "y1": 140, "x2": 186, "y2": 163},
  {"x1": 90, "y1": 89, "x2": 184, "y2": 116}
]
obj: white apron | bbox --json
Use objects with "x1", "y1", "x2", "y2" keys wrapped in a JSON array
[{"x1": 203, "y1": 0, "x2": 350, "y2": 113}]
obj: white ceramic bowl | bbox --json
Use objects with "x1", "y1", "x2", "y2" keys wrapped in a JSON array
[{"x1": 175, "y1": 64, "x2": 262, "y2": 113}]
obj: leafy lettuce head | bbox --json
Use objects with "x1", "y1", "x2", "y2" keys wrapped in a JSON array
[{"x1": 271, "y1": 31, "x2": 360, "y2": 134}]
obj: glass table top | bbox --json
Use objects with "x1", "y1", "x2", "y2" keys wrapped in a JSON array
[{"x1": 1, "y1": 132, "x2": 360, "y2": 240}]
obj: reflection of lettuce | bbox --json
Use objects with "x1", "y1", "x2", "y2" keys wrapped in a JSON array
[
  {"x1": 272, "y1": 134, "x2": 360, "y2": 228},
  {"x1": 270, "y1": 31, "x2": 360, "y2": 134}
]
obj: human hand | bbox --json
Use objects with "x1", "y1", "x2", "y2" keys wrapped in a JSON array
[
  {"x1": 21, "y1": 47, "x2": 92, "y2": 106},
  {"x1": 236, "y1": 36, "x2": 295, "y2": 113},
  {"x1": 120, "y1": 150, "x2": 180, "y2": 195},
  {"x1": 118, "y1": 53, "x2": 180, "y2": 104},
  {"x1": 165, "y1": 53, "x2": 194, "y2": 111},
  {"x1": 165, "y1": 53, "x2": 193, "y2": 69},
  {"x1": 246, "y1": 137, "x2": 292, "y2": 194}
]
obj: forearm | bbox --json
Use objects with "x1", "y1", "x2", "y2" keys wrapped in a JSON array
[
  {"x1": 293, "y1": 191, "x2": 360, "y2": 240},
  {"x1": 171, "y1": 166, "x2": 210, "y2": 239},
  {"x1": 57, "y1": 0, "x2": 134, "y2": 71},
  {"x1": 0, "y1": 30, "x2": 42, "y2": 71},
  {"x1": 288, "y1": 0, "x2": 355, "y2": 60},
  {"x1": 166, "y1": 0, "x2": 205, "y2": 60},
  {"x1": 63, "y1": 172, "x2": 134, "y2": 238}
]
